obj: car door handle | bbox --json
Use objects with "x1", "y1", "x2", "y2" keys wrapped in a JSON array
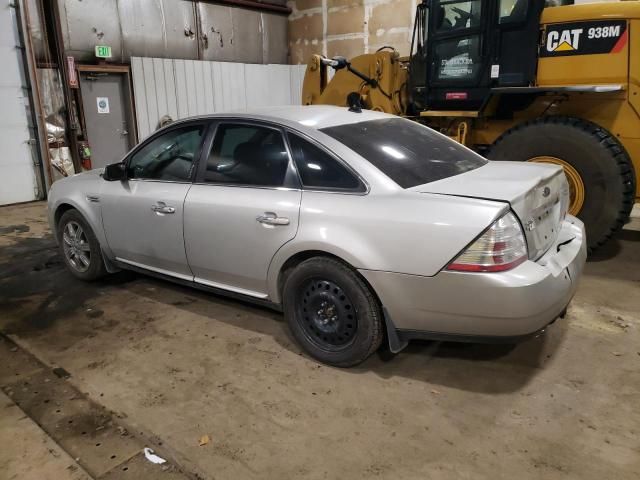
[
  {"x1": 256, "y1": 212, "x2": 289, "y2": 226},
  {"x1": 151, "y1": 203, "x2": 176, "y2": 214}
]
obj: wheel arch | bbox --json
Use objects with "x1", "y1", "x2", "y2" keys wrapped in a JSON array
[
  {"x1": 270, "y1": 248, "x2": 384, "y2": 313},
  {"x1": 273, "y1": 248, "x2": 394, "y2": 359},
  {"x1": 53, "y1": 202, "x2": 76, "y2": 235},
  {"x1": 51, "y1": 198, "x2": 116, "y2": 270}
]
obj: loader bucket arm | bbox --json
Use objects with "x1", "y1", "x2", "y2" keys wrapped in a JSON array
[{"x1": 301, "y1": 51, "x2": 408, "y2": 115}]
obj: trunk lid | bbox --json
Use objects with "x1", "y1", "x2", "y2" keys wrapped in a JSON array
[{"x1": 413, "y1": 161, "x2": 570, "y2": 260}]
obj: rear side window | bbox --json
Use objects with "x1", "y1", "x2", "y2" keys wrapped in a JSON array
[
  {"x1": 320, "y1": 118, "x2": 487, "y2": 188},
  {"x1": 202, "y1": 124, "x2": 290, "y2": 187},
  {"x1": 288, "y1": 133, "x2": 363, "y2": 191}
]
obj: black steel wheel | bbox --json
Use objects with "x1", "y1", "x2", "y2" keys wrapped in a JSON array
[
  {"x1": 283, "y1": 257, "x2": 383, "y2": 367},
  {"x1": 296, "y1": 278, "x2": 359, "y2": 351}
]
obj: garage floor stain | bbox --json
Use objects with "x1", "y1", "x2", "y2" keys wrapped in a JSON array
[{"x1": 0, "y1": 202, "x2": 639, "y2": 480}]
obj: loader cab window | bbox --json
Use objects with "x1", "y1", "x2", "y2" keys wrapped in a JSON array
[
  {"x1": 499, "y1": 0, "x2": 528, "y2": 24},
  {"x1": 436, "y1": 0, "x2": 481, "y2": 32},
  {"x1": 432, "y1": 0, "x2": 483, "y2": 83}
]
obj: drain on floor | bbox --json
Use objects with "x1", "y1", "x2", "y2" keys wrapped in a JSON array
[{"x1": 0, "y1": 335, "x2": 191, "y2": 479}]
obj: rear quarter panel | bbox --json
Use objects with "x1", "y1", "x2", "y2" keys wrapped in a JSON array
[{"x1": 266, "y1": 190, "x2": 507, "y2": 303}]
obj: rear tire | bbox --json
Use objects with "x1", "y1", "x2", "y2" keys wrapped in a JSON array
[
  {"x1": 283, "y1": 257, "x2": 383, "y2": 367},
  {"x1": 57, "y1": 209, "x2": 107, "y2": 281},
  {"x1": 488, "y1": 117, "x2": 636, "y2": 252}
]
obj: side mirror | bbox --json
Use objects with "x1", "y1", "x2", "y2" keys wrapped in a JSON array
[{"x1": 103, "y1": 162, "x2": 126, "y2": 181}]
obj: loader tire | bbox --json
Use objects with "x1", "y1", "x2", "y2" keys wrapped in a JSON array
[{"x1": 488, "y1": 117, "x2": 636, "y2": 252}]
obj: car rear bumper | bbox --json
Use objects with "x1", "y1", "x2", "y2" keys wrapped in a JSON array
[{"x1": 359, "y1": 216, "x2": 586, "y2": 349}]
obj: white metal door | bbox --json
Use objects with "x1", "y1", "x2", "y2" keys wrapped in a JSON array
[{"x1": 0, "y1": 3, "x2": 38, "y2": 205}]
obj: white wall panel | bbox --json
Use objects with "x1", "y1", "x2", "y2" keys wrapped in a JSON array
[
  {"x1": 132, "y1": 58, "x2": 308, "y2": 140},
  {"x1": 0, "y1": 2, "x2": 38, "y2": 205}
]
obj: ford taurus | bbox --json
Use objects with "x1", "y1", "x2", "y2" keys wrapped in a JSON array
[{"x1": 48, "y1": 106, "x2": 586, "y2": 367}]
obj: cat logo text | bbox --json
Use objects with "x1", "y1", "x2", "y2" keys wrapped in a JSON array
[{"x1": 547, "y1": 29, "x2": 583, "y2": 53}]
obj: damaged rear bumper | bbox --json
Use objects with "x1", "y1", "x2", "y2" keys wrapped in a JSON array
[{"x1": 360, "y1": 216, "x2": 587, "y2": 352}]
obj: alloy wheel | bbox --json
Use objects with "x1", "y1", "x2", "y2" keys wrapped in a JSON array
[{"x1": 62, "y1": 220, "x2": 91, "y2": 273}]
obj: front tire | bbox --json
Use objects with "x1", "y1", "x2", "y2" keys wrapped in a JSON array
[
  {"x1": 283, "y1": 257, "x2": 383, "y2": 367},
  {"x1": 488, "y1": 117, "x2": 636, "y2": 252},
  {"x1": 57, "y1": 209, "x2": 107, "y2": 281}
]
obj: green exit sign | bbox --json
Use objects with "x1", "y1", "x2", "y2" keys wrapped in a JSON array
[{"x1": 95, "y1": 45, "x2": 112, "y2": 59}]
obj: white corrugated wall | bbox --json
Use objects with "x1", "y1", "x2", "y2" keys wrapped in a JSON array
[
  {"x1": 0, "y1": 2, "x2": 39, "y2": 205},
  {"x1": 131, "y1": 57, "x2": 307, "y2": 140}
]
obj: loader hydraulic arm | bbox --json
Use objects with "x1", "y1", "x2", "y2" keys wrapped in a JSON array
[
  {"x1": 320, "y1": 56, "x2": 381, "y2": 89},
  {"x1": 302, "y1": 52, "x2": 407, "y2": 114}
]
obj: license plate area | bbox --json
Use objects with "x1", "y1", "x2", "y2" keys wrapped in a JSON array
[{"x1": 536, "y1": 218, "x2": 584, "y2": 277}]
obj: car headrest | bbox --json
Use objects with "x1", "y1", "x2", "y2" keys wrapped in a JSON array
[
  {"x1": 233, "y1": 142, "x2": 288, "y2": 169},
  {"x1": 233, "y1": 142, "x2": 262, "y2": 167}
]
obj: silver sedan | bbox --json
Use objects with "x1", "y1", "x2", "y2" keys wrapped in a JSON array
[{"x1": 48, "y1": 106, "x2": 586, "y2": 367}]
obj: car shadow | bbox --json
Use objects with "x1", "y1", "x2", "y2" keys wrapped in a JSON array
[
  {"x1": 119, "y1": 272, "x2": 565, "y2": 395},
  {"x1": 587, "y1": 228, "x2": 639, "y2": 263},
  {"x1": 358, "y1": 324, "x2": 566, "y2": 393},
  {"x1": 1, "y1": 233, "x2": 565, "y2": 396}
]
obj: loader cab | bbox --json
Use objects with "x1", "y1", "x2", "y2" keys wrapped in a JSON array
[{"x1": 410, "y1": 0, "x2": 545, "y2": 112}]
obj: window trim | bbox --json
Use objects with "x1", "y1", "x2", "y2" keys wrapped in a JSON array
[
  {"x1": 284, "y1": 128, "x2": 369, "y2": 195},
  {"x1": 122, "y1": 120, "x2": 210, "y2": 184},
  {"x1": 193, "y1": 119, "x2": 301, "y2": 191}
]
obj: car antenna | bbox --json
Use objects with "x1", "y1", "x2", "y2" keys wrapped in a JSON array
[{"x1": 347, "y1": 92, "x2": 363, "y2": 113}]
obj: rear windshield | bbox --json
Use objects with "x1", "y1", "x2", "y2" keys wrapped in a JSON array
[{"x1": 320, "y1": 118, "x2": 487, "y2": 188}]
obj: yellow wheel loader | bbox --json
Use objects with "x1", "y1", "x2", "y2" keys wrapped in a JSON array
[{"x1": 302, "y1": 0, "x2": 639, "y2": 251}]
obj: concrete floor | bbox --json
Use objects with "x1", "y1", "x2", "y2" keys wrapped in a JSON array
[
  {"x1": 0, "y1": 390, "x2": 92, "y2": 480},
  {"x1": 0, "y1": 201, "x2": 639, "y2": 480}
]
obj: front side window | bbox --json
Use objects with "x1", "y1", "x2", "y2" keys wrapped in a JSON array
[
  {"x1": 288, "y1": 133, "x2": 363, "y2": 191},
  {"x1": 320, "y1": 118, "x2": 487, "y2": 189},
  {"x1": 127, "y1": 125, "x2": 203, "y2": 181},
  {"x1": 202, "y1": 124, "x2": 290, "y2": 187}
]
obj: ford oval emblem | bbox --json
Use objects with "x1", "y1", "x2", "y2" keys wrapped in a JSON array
[{"x1": 542, "y1": 186, "x2": 551, "y2": 198}]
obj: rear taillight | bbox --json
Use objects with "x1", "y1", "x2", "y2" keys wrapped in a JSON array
[{"x1": 446, "y1": 211, "x2": 528, "y2": 273}]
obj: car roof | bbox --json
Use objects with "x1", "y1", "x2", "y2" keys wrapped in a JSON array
[{"x1": 170, "y1": 105, "x2": 394, "y2": 131}]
